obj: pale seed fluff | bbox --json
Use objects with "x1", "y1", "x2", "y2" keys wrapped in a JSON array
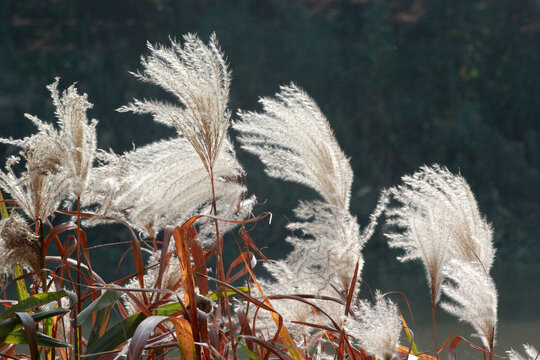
[
  {"x1": 385, "y1": 164, "x2": 495, "y2": 302},
  {"x1": 0, "y1": 128, "x2": 69, "y2": 221},
  {"x1": 440, "y1": 259, "x2": 498, "y2": 350},
  {"x1": 47, "y1": 78, "x2": 97, "y2": 197},
  {"x1": 235, "y1": 84, "x2": 375, "y2": 342},
  {"x1": 0, "y1": 213, "x2": 41, "y2": 276},
  {"x1": 235, "y1": 84, "x2": 353, "y2": 209},
  {"x1": 343, "y1": 291, "x2": 403, "y2": 360},
  {"x1": 0, "y1": 79, "x2": 96, "y2": 220},
  {"x1": 119, "y1": 33, "x2": 230, "y2": 173},
  {"x1": 507, "y1": 344, "x2": 539, "y2": 360},
  {"x1": 83, "y1": 136, "x2": 251, "y2": 239}
]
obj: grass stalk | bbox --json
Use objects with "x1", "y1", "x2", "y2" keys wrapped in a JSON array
[
  {"x1": 208, "y1": 168, "x2": 232, "y2": 325},
  {"x1": 75, "y1": 196, "x2": 82, "y2": 360},
  {"x1": 431, "y1": 294, "x2": 439, "y2": 360}
]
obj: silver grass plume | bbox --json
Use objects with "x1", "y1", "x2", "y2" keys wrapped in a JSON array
[
  {"x1": 234, "y1": 85, "x2": 389, "y2": 341},
  {"x1": 268, "y1": 201, "x2": 362, "y2": 295},
  {"x1": 441, "y1": 259, "x2": 498, "y2": 350},
  {"x1": 342, "y1": 291, "x2": 403, "y2": 360},
  {"x1": 385, "y1": 164, "x2": 495, "y2": 302},
  {"x1": 0, "y1": 213, "x2": 41, "y2": 276},
  {"x1": 507, "y1": 345, "x2": 539, "y2": 360},
  {"x1": 83, "y1": 137, "x2": 251, "y2": 239},
  {"x1": 0, "y1": 80, "x2": 97, "y2": 220},
  {"x1": 47, "y1": 79, "x2": 97, "y2": 197},
  {"x1": 235, "y1": 84, "x2": 352, "y2": 209},
  {"x1": 118, "y1": 33, "x2": 230, "y2": 174}
]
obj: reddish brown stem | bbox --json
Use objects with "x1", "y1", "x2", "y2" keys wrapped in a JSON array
[
  {"x1": 431, "y1": 294, "x2": 439, "y2": 360},
  {"x1": 75, "y1": 196, "x2": 82, "y2": 360}
]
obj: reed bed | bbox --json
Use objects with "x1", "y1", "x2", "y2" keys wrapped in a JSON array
[{"x1": 0, "y1": 33, "x2": 535, "y2": 360}]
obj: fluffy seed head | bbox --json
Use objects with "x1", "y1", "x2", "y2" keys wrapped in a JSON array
[
  {"x1": 441, "y1": 259, "x2": 498, "y2": 350},
  {"x1": 0, "y1": 213, "x2": 41, "y2": 276},
  {"x1": 119, "y1": 33, "x2": 231, "y2": 173},
  {"x1": 343, "y1": 291, "x2": 403, "y2": 360}
]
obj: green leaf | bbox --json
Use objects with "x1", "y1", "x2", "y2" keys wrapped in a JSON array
[
  {"x1": 152, "y1": 302, "x2": 184, "y2": 316},
  {"x1": 84, "y1": 312, "x2": 146, "y2": 359},
  {"x1": 0, "y1": 291, "x2": 68, "y2": 321},
  {"x1": 0, "y1": 308, "x2": 69, "y2": 338},
  {"x1": 87, "y1": 305, "x2": 113, "y2": 347},
  {"x1": 238, "y1": 341, "x2": 261, "y2": 360},
  {"x1": 12, "y1": 264, "x2": 29, "y2": 302},
  {"x1": 1, "y1": 330, "x2": 71, "y2": 348},
  {"x1": 208, "y1": 286, "x2": 249, "y2": 300},
  {"x1": 77, "y1": 289, "x2": 121, "y2": 326}
]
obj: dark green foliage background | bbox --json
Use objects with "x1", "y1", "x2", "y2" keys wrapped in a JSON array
[{"x1": 1, "y1": 0, "x2": 538, "y2": 270}]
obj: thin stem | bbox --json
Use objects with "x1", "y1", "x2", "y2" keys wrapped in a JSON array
[
  {"x1": 209, "y1": 168, "x2": 233, "y2": 328},
  {"x1": 431, "y1": 294, "x2": 439, "y2": 360},
  {"x1": 75, "y1": 196, "x2": 82, "y2": 360}
]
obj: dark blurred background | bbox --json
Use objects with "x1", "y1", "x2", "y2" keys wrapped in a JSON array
[{"x1": 1, "y1": 0, "x2": 538, "y2": 353}]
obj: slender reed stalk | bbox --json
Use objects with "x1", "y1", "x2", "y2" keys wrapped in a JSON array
[
  {"x1": 431, "y1": 294, "x2": 439, "y2": 360},
  {"x1": 75, "y1": 196, "x2": 82, "y2": 360}
]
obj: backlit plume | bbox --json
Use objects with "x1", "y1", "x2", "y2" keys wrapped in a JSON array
[
  {"x1": 234, "y1": 84, "x2": 386, "y2": 341},
  {"x1": 119, "y1": 33, "x2": 230, "y2": 174},
  {"x1": 343, "y1": 291, "x2": 403, "y2": 360},
  {"x1": 0, "y1": 79, "x2": 96, "y2": 220},
  {"x1": 385, "y1": 165, "x2": 495, "y2": 302},
  {"x1": 441, "y1": 259, "x2": 498, "y2": 351},
  {"x1": 83, "y1": 137, "x2": 250, "y2": 239}
]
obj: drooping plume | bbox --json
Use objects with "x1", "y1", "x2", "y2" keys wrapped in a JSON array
[
  {"x1": 385, "y1": 165, "x2": 495, "y2": 302},
  {"x1": 235, "y1": 84, "x2": 352, "y2": 209},
  {"x1": 440, "y1": 259, "x2": 498, "y2": 350},
  {"x1": 83, "y1": 137, "x2": 251, "y2": 239},
  {"x1": 234, "y1": 84, "x2": 381, "y2": 341},
  {"x1": 119, "y1": 33, "x2": 231, "y2": 174},
  {"x1": 0, "y1": 80, "x2": 96, "y2": 220},
  {"x1": 0, "y1": 213, "x2": 41, "y2": 275},
  {"x1": 343, "y1": 291, "x2": 403, "y2": 360}
]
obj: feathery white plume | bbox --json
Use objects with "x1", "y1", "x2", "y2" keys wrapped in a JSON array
[
  {"x1": 0, "y1": 213, "x2": 41, "y2": 276},
  {"x1": 47, "y1": 78, "x2": 97, "y2": 197},
  {"x1": 0, "y1": 79, "x2": 95, "y2": 219},
  {"x1": 235, "y1": 84, "x2": 352, "y2": 209},
  {"x1": 385, "y1": 164, "x2": 495, "y2": 302},
  {"x1": 235, "y1": 84, "x2": 381, "y2": 342},
  {"x1": 119, "y1": 33, "x2": 230, "y2": 173},
  {"x1": 343, "y1": 291, "x2": 403, "y2": 360},
  {"x1": 440, "y1": 259, "x2": 498, "y2": 350},
  {"x1": 83, "y1": 137, "x2": 250, "y2": 238},
  {"x1": 507, "y1": 344, "x2": 539, "y2": 360}
]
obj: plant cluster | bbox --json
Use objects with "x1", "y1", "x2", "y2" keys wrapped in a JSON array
[{"x1": 0, "y1": 34, "x2": 535, "y2": 360}]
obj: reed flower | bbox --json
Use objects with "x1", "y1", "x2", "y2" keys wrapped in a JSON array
[
  {"x1": 83, "y1": 137, "x2": 250, "y2": 238},
  {"x1": 0, "y1": 79, "x2": 96, "y2": 220},
  {"x1": 385, "y1": 164, "x2": 495, "y2": 302},
  {"x1": 507, "y1": 344, "x2": 539, "y2": 360},
  {"x1": 235, "y1": 84, "x2": 388, "y2": 341},
  {"x1": 235, "y1": 84, "x2": 352, "y2": 209},
  {"x1": 47, "y1": 78, "x2": 97, "y2": 197},
  {"x1": 440, "y1": 259, "x2": 498, "y2": 350},
  {"x1": 0, "y1": 213, "x2": 41, "y2": 276},
  {"x1": 118, "y1": 33, "x2": 230, "y2": 174},
  {"x1": 343, "y1": 291, "x2": 403, "y2": 360}
]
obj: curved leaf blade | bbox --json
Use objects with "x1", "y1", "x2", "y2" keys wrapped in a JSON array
[
  {"x1": 76, "y1": 289, "x2": 121, "y2": 326},
  {"x1": 0, "y1": 291, "x2": 68, "y2": 321}
]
